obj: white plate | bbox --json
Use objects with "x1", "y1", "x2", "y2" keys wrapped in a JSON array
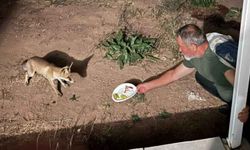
[{"x1": 112, "y1": 83, "x2": 137, "y2": 102}]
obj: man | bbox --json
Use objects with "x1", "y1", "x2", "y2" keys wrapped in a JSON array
[{"x1": 137, "y1": 24, "x2": 249, "y2": 123}]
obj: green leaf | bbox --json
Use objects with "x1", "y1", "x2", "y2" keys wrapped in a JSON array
[
  {"x1": 117, "y1": 55, "x2": 125, "y2": 69},
  {"x1": 111, "y1": 44, "x2": 121, "y2": 51},
  {"x1": 102, "y1": 41, "x2": 110, "y2": 47},
  {"x1": 135, "y1": 36, "x2": 143, "y2": 44},
  {"x1": 191, "y1": 0, "x2": 215, "y2": 7},
  {"x1": 146, "y1": 54, "x2": 159, "y2": 62},
  {"x1": 126, "y1": 45, "x2": 134, "y2": 53},
  {"x1": 108, "y1": 39, "x2": 117, "y2": 45},
  {"x1": 143, "y1": 38, "x2": 156, "y2": 45},
  {"x1": 130, "y1": 35, "x2": 138, "y2": 46},
  {"x1": 105, "y1": 53, "x2": 113, "y2": 59},
  {"x1": 130, "y1": 52, "x2": 143, "y2": 63},
  {"x1": 131, "y1": 114, "x2": 141, "y2": 123},
  {"x1": 115, "y1": 30, "x2": 124, "y2": 42},
  {"x1": 120, "y1": 41, "x2": 127, "y2": 48},
  {"x1": 141, "y1": 43, "x2": 151, "y2": 50},
  {"x1": 124, "y1": 53, "x2": 130, "y2": 64},
  {"x1": 158, "y1": 111, "x2": 172, "y2": 119},
  {"x1": 131, "y1": 43, "x2": 141, "y2": 51}
]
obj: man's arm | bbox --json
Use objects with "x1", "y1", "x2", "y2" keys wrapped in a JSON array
[
  {"x1": 137, "y1": 63, "x2": 195, "y2": 93},
  {"x1": 225, "y1": 69, "x2": 250, "y2": 123},
  {"x1": 224, "y1": 69, "x2": 235, "y2": 85}
]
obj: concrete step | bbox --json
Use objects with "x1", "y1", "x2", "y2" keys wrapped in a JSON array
[{"x1": 131, "y1": 137, "x2": 226, "y2": 150}]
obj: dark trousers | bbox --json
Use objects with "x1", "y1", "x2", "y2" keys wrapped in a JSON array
[
  {"x1": 195, "y1": 72, "x2": 250, "y2": 141},
  {"x1": 195, "y1": 72, "x2": 225, "y2": 102}
]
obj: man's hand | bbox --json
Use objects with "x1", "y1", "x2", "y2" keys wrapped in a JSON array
[
  {"x1": 137, "y1": 83, "x2": 151, "y2": 94},
  {"x1": 238, "y1": 105, "x2": 249, "y2": 123}
]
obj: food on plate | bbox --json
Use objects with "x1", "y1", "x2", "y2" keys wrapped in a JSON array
[
  {"x1": 120, "y1": 94, "x2": 128, "y2": 99},
  {"x1": 113, "y1": 93, "x2": 128, "y2": 100},
  {"x1": 113, "y1": 93, "x2": 119, "y2": 99}
]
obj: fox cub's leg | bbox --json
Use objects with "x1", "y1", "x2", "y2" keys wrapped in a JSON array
[
  {"x1": 57, "y1": 79, "x2": 68, "y2": 88},
  {"x1": 49, "y1": 79, "x2": 62, "y2": 96},
  {"x1": 25, "y1": 72, "x2": 30, "y2": 85},
  {"x1": 25, "y1": 69, "x2": 35, "y2": 85}
]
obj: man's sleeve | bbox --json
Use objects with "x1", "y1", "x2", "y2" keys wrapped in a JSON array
[{"x1": 182, "y1": 59, "x2": 194, "y2": 68}]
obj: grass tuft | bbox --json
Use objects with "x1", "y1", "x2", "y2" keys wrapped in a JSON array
[
  {"x1": 131, "y1": 114, "x2": 141, "y2": 123},
  {"x1": 158, "y1": 110, "x2": 172, "y2": 119},
  {"x1": 191, "y1": 0, "x2": 216, "y2": 7}
]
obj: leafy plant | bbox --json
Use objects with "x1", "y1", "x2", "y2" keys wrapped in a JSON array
[
  {"x1": 130, "y1": 93, "x2": 146, "y2": 106},
  {"x1": 102, "y1": 29, "x2": 157, "y2": 69},
  {"x1": 131, "y1": 114, "x2": 141, "y2": 123},
  {"x1": 226, "y1": 7, "x2": 241, "y2": 18},
  {"x1": 191, "y1": 0, "x2": 215, "y2": 7},
  {"x1": 69, "y1": 94, "x2": 80, "y2": 101},
  {"x1": 158, "y1": 110, "x2": 172, "y2": 119},
  {"x1": 49, "y1": 0, "x2": 66, "y2": 5}
]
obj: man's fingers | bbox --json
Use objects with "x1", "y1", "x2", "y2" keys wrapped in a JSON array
[
  {"x1": 137, "y1": 87, "x2": 146, "y2": 94},
  {"x1": 242, "y1": 107, "x2": 249, "y2": 112},
  {"x1": 238, "y1": 107, "x2": 249, "y2": 123},
  {"x1": 239, "y1": 116, "x2": 248, "y2": 123},
  {"x1": 137, "y1": 84, "x2": 147, "y2": 94}
]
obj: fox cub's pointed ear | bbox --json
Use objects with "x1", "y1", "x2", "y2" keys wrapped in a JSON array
[
  {"x1": 61, "y1": 66, "x2": 70, "y2": 74},
  {"x1": 69, "y1": 62, "x2": 73, "y2": 70},
  {"x1": 61, "y1": 62, "x2": 73, "y2": 74}
]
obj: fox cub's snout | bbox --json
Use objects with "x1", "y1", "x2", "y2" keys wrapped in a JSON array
[{"x1": 22, "y1": 56, "x2": 74, "y2": 96}]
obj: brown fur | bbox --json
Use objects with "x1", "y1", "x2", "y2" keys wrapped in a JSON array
[{"x1": 22, "y1": 56, "x2": 74, "y2": 96}]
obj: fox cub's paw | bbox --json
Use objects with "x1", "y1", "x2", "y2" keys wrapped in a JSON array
[
  {"x1": 65, "y1": 82, "x2": 71, "y2": 87},
  {"x1": 57, "y1": 92, "x2": 63, "y2": 97},
  {"x1": 25, "y1": 81, "x2": 30, "y2": 86}
]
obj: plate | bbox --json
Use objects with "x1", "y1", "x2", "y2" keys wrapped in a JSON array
[{"x1": 112, "y1": 83, "x2": 137, "y2": 102}]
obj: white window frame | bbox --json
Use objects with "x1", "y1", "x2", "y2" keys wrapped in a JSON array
[{"x1": 227, "y1": 0, "x2": 250, "y2": 148}]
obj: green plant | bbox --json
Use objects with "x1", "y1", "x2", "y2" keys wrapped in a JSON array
[
  {"x1": 158, "y1": 110, "x2": 172, "y2": 119},
  {"x1": 191, "y1": 0, "x2": 215, "y2": 7},
  {"x1": 49, "y1": 0, "x2": 66, "y2": 5},
  {"x1": 102, "y1": 29, "x2": 157, "y2": 69},
  {"x1": 131, "y1": 114, "x2": 141, "y2": 123},
  {"x1": 69, "y1": 94, "x2": 80, "y2": 101},
  {"x1": 130, "y1": 93, "x2": 146, "y2": 105},
  {"x1": 226, "y1": 7, "x2": 241, "y2": 18}
]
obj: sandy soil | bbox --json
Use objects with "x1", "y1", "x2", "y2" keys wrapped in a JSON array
[{"x1": 0, "y1": 0, "x2": 242, "y2": 149}]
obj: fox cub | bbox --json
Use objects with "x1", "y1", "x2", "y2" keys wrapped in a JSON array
[{"x1": 22, "y1": 56, "x2": 74, "y2": 96}]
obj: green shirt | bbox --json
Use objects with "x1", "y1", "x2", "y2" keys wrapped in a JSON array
[{"x1": 183, "y1": 48, "x2": 233, "y2": 102}]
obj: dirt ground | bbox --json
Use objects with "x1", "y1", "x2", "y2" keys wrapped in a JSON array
[{"x1": 0, "y1": 0, "x2": 243, "y2": 149}]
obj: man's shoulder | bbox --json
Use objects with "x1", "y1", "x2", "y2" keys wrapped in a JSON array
[{"x1": 206, "y1": 32, "x2": 234, "y2": 49}]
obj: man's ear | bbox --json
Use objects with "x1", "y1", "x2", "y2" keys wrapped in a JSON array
[{"x1": 191, "y1": 43, "x2": 198, "y2": 51}]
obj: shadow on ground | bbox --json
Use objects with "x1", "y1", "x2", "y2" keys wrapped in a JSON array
[
  {"x1": 0, "y1": 107, "x2": 229, "y2": 150},
  {"x1": 43, "y1": 50, "x2": 94, "y2": 78},
  {"x1": 202, "y1": 14, "x2": 240, "y2": 42},
  {"x1": 190, "y1": 4, "x2": 241, "y2": 42},
  {"x1": 0, "y1": 0, "x2": 17, "y2": 30}
]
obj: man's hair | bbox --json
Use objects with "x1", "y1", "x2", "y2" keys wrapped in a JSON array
[{"x1": 176, "y1": 24, "x2": 207, "y2": 45}]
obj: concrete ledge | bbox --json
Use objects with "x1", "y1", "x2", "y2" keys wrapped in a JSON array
[{"x1": 133, "y1": 137, "x2": 226, "y2": 150}]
